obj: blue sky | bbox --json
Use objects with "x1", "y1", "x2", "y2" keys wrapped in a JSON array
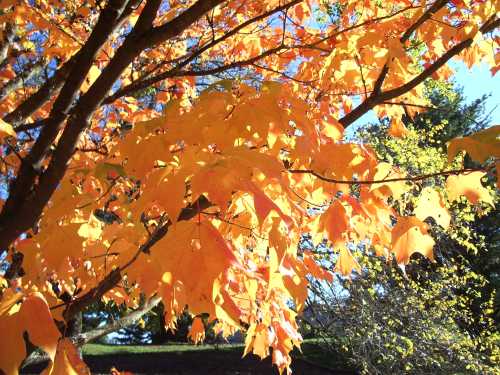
[
  {"x1": 348, "y1": 61, "x2": 500, "y2": 132},
  {"x1": 452, "y1": 61, "x2": 500, "y2": 124}
]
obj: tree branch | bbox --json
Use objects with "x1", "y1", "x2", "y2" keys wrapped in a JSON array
[
  {"x1": 340, "y1": 16, "x2": 499, "y2": 127},
  {"x1": 21, "y1": 296, "x2": 162, "y2": 369},
  {"x1": 400, "y1": 0, "x2": 448, "y2": 43},
  {"x1": 3, "y1": 0, "x2": 141, "y2": 127},
  {"x1": 61, "y1": 195, "x2": 211, "y2": 322},
  {"x1": 0, "y1": 0, "x2": 131, "y2": 239},
  {"x1": 104, "y1": 0, "x2": 302, "y2": 103},
  {"x1": 0, "y1": 0, "x2": 279, "y2": 249},
  {"x1": 73, "y1": 296, "x2": 162, "y2": 346},
  {"x1": 362, "y1": 1, "x2": 448, "y2": 102},
  {"x1": 0, "y1": 59, "x2": 46, "y2": 101},
  {"x1": 3, "y1": 58, "x2": 75, "y2": 126}
]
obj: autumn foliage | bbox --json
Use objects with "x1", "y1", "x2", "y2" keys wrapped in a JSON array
[{"x1": 0, "y1": 0, "x2": 499, "y2": 373}]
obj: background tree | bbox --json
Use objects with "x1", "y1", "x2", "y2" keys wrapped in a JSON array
[
  {"x1": 305, "y1": 81, "x2": 499, "y2": 373},
  {"x1": 0, "y1": 1, "x2": 499, "y2": 373}
]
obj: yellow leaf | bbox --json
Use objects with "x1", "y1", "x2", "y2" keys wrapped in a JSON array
[
  {"x1": 320, "y1": 118, "x2": 344, "y2": 141},
  {"x1": 251, "y1": 323, "x2": 271, "y2": 359},
  {"x1": 243, "y1": 322, "x2": 271, "y2": 360},
  {"x1": 213, "y1": 278, "x2": 242, "y2": 329},
  {"x1": 0, "y1": 288, "x2": 22, "y2": 316},
  {"x1": 77, "y1": 215, "x2": 103, "y2": 241},
  {"x1": 446, "y1": 172, "x2": 494, "y2": 206},
  {"x1": 496, "y1": 160, "x2": 500, "y2": 189},
  {"x1": 414, "y1": 187, "x2": 451, "y2": 229},
  {"x1": 0, "y1": 118, "x2": 16, "y2": 139},
  {"x1": 370, "y1": 162, "x2": 408, "y2": 200}
]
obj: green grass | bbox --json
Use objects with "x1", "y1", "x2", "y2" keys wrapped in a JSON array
[
  {"x1": 82, "y1": 339, "x2": 350, "y2": 371},
  {"x1": 83, "y1": 342, "x2": 244, "y2": 356}
]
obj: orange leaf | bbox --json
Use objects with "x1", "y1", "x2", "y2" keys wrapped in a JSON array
[
  {"x1": 319, "y1": 200, "x2": 349, "y2": 245},
  {"x1": 246, "y1": 181, "x2": 293, "y2": 228},
  {"x1": 20, "y1": 293, "x2": 61, "y2": 361},
  {"x1": 334, "y1": 245, "x2": 361, "y2": 277},
  {"x1": 447, "y1": 125, "x2": 500, "y2": 163},
  {"x1": 0, "y1": 305, "x2": 25, "y2": 375},
  {"x1": 42, "y1": 339, "x2": 90, "y2": 375},
  {"x1": 391, "y1": 217, "x2": 435, "y2": 265},
  {"x1": 188, "y1": 317, "x2": 205, "y2": 344},
  {"x1": 388, "y1": 118, "x2": 409, "y2": 138}
]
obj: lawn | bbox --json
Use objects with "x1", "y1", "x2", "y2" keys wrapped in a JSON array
[
  {"x1": 83, "y1": 342, "x2": 245, "y2": 355},
  {"x1": 77, "y1": 339, "x2": 355, "y2": 374}
]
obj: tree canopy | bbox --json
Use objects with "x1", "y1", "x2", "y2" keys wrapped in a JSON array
[{"x1": 0, "y1": 0, "x2": 499, "y2": 373}]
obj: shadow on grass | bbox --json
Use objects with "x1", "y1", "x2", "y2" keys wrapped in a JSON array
[{"x1": 23, "y1": 341, "x2": 357, "y2": 374}]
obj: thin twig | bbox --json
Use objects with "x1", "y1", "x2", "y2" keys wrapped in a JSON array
[{"x1": 288, "y1": 166, "x2": 493, "y2": 185}]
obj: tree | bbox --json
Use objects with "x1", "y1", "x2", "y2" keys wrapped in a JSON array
[
  {"x1": 0, "y1": 1, "x2": 499, "y2": 373},
  {"x1": 307, "y1": 256, "x2": 500, "y2": 374},
  {"x1": 305, "y1": 82, "x2": 499, "y2": 374}
]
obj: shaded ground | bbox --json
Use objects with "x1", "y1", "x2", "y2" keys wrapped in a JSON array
[{"x1": 23, "y1": 341, "x2": 356, "y2": 374}]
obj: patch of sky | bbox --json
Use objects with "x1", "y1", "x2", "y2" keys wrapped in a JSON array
[
  {"x1": 450, "y1": 61, "x2": 500, "y2": 124},
  {"x1": 344, "y1": 61, "x2": 500, "y2": 140}
]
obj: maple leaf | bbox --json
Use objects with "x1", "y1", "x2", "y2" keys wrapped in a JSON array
[
  {"x1": 0, "y1": 288, "x2": 22, "y2": 316},
  {"x1": 140, "y1": 168, "x2": 187, "y2": 222},
  {"x1": 19, "y1": 293, "x2": 61, "y2": 362},
  {"x1": 334, "y1": 245, "x2": 361, "y2": 277},
  {"x1": 369, "y1": 162, "x2": 408, "y2": 200},
  {"x1": 42, "y1": 339, "x2": 90, "y2": 375},
  {"x1": 391, "y1": 217, "x2": 435, "y2": 265},
  {"x1": 244, "y1": 323, "x2": 271, "y2": 360},
  {"x1": 187, "y1": 317, "x2": 206, "y2": 345},
  {"x1": 318, "y1": 200, "x2": 349, "y2": 245},
  {"x1": 414, "y1": 187, "x2": 451, "y2": 229},
  {"x1": 0, "y1": 306, "x2": 26, "y2": 375},
  {"x1": 0, "y1": 293, "x2": 61, "y2": 375},
  {"x1": 245, "y1": 181, "x2": 294, "y2": 229},
  {"x1": 0, "y1": 0, "x2": 498, "y2": 372},
  {"x1": 388, "y1": 118, "x2": 409, "y2": 138},
  {"x1": 213, "y1": 277, "x2": 244, "y2": 329},
  {"x1": 152, "y1": 220, "x2": 239, "y2": 318},
  {"x1": 448, "y1": 125, "x2": 500, "y2": 163},
  {"x1": 303, "y1": 252, "x2": 333, "y2": 282},
  {"x1": 446, "y1": 172, "x2": 494, "y2": 206},
  {"x1": 320, "y1": 117, "x2": 344, "y2": 141}
]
